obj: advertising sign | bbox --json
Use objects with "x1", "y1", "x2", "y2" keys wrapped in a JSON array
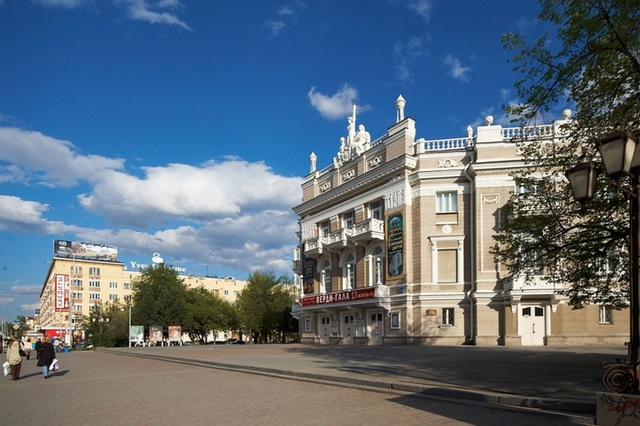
[
  {"x1": 386, "y1": 211, "x2": 404, "y2": 279},
  {"x1": 168, "y1": 326, "x2": 181, "y2": 343},
  {"x1": 130, "y1": 325, "x2": 144, "y2": 345},
  {"x1": 300, "y1": 287, "x2": 375, "y2": 306},
  {"x1": 149, "y1": 326, "x2": 163, "y2": 346},
  {"x1": 302, "y1": 256, "x2": 315, "y2": 294},
  {"x1": 53, "y1": 239, "x2": 118, "y2": 261},
  {"x1": 55, "y1": 274, "x2": 69, "y2": 312}
]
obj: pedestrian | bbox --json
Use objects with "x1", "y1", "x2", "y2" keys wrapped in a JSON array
[
  {"x1": 53, "y1": 338, "x2": 61, "y2": 353},
  {"x1": 24, "y1": 338, "x2": 32, "y2": 360},
  {"x1": 37, "y1": 335, "x2": 56, "y2": 379},
  {"x1": 35, "y1": 337, "x2": 42, "y2": 360},
  {"x1": 5, "y1": 336, "x2": 24, "y2": 380}
]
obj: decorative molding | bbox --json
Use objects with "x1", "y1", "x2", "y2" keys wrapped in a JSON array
[
  {"x1": 384, "y1": 188, "x2": 405, "y2": 210},
  {"x1": 438, "y1": 158, "x2": 458, "y2": 168},
  {"x1": 319, "y1": 181, "x2": 332, "y2": 193},
  {"x1": 368, "y1": 155, "x2": 383, "y2": 169},
  {"x1": 482, "y1": 195, "x2": 499, "y2": 204},
  {"x1": 342, "y1": 169, "x2": 356, "y2": 181}
]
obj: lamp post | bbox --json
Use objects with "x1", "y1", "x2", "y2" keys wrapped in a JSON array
[
  {"x1": 566, "y1": 131, "x2": 640, "y2": 394},
  {"x1": 125, "y1": 295, "x2": 132, "y2": 348}
]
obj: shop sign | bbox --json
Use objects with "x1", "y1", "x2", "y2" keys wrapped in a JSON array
[{"x1": 300, "y1": 287, "x2": 375, "y2": 306}]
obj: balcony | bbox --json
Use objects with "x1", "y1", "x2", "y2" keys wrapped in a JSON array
[
  {"x1": 304, "y1": 237, "x2": 326, "y2": 257},
  {"x1": 324, "y1": 228, "x2": 353, "y2": 251},
  {"x1": 351, "y1": 218, "x2": 384, "y2": 244}
]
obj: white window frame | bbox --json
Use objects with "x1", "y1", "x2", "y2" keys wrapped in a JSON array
[
  {"x1": 442, "y1": 308, "x2": 455, "y2": 326},
  {"x1": 390, "y1": 312, "x2": 401, "y2": 329},
  {"x1": 599, "y1": 305, "x2": 613, "y2": 324},
  {"x1": 436, "y1": 191, "x2": 458, "y2": 213}
]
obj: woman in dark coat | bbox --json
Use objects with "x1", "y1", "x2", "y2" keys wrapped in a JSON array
[{"x1": 36, "y1": 335, "x2": 56, "y2": 379}]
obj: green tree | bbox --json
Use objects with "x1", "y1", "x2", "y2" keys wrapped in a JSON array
[
  {"x1": 184, "y1": 286, "x2": 235, "y2": 344},
  {"x1": 236, "y1": 271, "x2": 295, "y2": 343},
  {"x1": 494, "y1": 0, "x2": 640, "y2": 307},
  {"x1": 131, "y1": 264, "x2": 188, "y2": 339}
]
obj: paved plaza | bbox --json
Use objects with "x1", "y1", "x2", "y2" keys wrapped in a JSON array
[{"x1": 1, "y1": 343, "x2": 623, "y2": 425}]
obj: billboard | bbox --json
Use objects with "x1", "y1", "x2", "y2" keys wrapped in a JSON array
[
  {"x1": 55, "y1": 274, "x2": 69, "y2": 312},
  {"x1": 53, "y1": 240, "x2": 118, "y2": 261}
]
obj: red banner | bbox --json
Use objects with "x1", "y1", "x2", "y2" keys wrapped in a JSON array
[{"x1": 301, "y1": 287, "x2": 375, "y2": 306}]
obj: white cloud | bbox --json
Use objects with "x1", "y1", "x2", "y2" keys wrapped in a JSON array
[
  {"x1": 0, "y1": 127, "x2": 125, "y2": 187},
  {"x1": 442, "y1": 54, "x2": 471, "y2": 81},
  {"x1": 392, "y1": 36, "x2": 426, "y2": 84},
  {"x1": 118, "y1": 0, "x2": 192, "y2": 31},
  {"x1": 266, "y1": 20, "x2": 286, "y2": 37},
  {"x1": 266, "y1": 1, "x2": 307, "y2": 37},
  {"x1": 308, "y1": 84, "x2": 371, "y2": 120},
  {"x1": 407, "y1": 0, "x2": 433, "y2": 23},
  {"x1": 78, "y1": 158, "x2": 302, "y2": 227}
]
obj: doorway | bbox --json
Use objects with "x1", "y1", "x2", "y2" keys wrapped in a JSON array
[{"x1": 520, "y1": 305, "x2": 546, "y2": 346}]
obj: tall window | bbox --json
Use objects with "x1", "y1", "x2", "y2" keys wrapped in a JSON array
[
  {"x1": 322, "y1": 260, "x2": 332, "y2": 293},
  {"x1": 370, "y1": 201, "x2": 382, "y2": 220},
  {"x1": 442, "y1": 308, "x2": 455, "y2": 326},
  {"x1": 599, "y1": 306, "x2": 613, "y2": 324},
  {"x1": 436, "y1": 191, "x2": 457, "y2": 213},
  {"x1": 89, "y1": 267, "x2": 101, "y2": 276},
  {"x1": 320, "y1": 221, "x2": 330, "y2": 237},
  {"x1": 343, "y1": 211, "x2": 354, "y2": 228}
]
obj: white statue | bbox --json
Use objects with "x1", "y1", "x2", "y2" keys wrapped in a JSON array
[{"x1": 352, "y1": 124, "x2": 371, "y2": 156}]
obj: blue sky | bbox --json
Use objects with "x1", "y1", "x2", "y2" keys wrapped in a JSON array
[{"x1": 0, "y1": 0, "x2": 550, "y2": 320}]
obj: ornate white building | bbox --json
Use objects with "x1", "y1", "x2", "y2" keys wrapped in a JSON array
[{"x1": 291, "y1": 96, "x2": 629, "y2": 346}]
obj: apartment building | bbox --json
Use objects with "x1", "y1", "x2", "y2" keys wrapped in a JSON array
[{"x1": 291, "y1": 96, "x2": 629, "y2": 346}]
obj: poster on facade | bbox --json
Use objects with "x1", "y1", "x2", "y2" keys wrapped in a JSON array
[
  {"x1": 55, "y1": 274, "x2": 69, "y2": 312},
  {"x1": 168, "y1": 326, "x2": 181, "y2": 343},
  {"x1": 386, "y1": 211, "x2": 404, "y2": 279},
  {"x1": 303, "y1": 256, "x2": 315, "y2": 294},
  {"x1": 53, "y1": 239, "x2": 118, "y2": 261},
  {"x1": 149, "y1": 326, "x2": 163, "y2": 346},
  {"x1": 130, "y1": 325, "x2": 144, "y2": 345}
]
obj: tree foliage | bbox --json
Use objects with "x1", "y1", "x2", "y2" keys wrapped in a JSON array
[
  {"x1": 235, "y1": 271, "x2": 296, "y2": 343},
  {"x1": 495, "y1": 0, "x2": 640, "y2": 307},
  {"x1": 184, "y1": 286, "x2": 235, "y2": 344},
  {"x1": 131, "y1": 264, "x2": 188, "y2": 336}
]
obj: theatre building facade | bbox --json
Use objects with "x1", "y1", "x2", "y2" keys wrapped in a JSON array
[{"x1": 291, "y1": 96, "x2": 629, "y2": 346}]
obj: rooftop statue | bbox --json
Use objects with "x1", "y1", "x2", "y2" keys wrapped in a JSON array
[{"x1": 333, "y1": 103, "x2": 369, "y2": 168}]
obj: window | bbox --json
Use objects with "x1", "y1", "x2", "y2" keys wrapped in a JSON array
[
  {"x1": 109, "y1": 294, "x2": 118, "y2": 301},
  {"x1": 71, "y1": 265, "x2": 82, "y2": 275},
  {"x1": 442, "y1": 308, "x2": 455, "y2": 326},
  {"x1": 72, "y1": 278, "x2": 83, "y2": 287},
  {"x1": 224, "y1": 290, "x2": 229, "y2": 295},
  {"x1": 320, "y1": 221, "x2": 330, "y2": 237},
  {"x1": 124, "y1": 283, "x2": 132, "y2": 290},
  {"x1": 109, "y1": 282, "x2": 118, "y2": 289},
  {"x1": 343, "y1": 211, "x2": 354, "y2": 228},
  {"x1": 89, "y1": 292, "x2": 101, "y2": 300},
  {"x1": 71, "y1": 292, "x2": 82, "y2": 300},
  {"x1": 322, "y1": 260, "x2": 332, "y2": 293},
  {"x1": 305, "y1": 318, "x2": 312, "y2": 332},
  {"x1": 89, "y1": 267, "x2": 101, "y2": 276},
  {"x1": 89, "y1": 280, "x2": 101, "y2": 288},
  {"x1": 436, "y1": 191, "x2": 457, "y2": 213},
  {"x1": 370, "y1": 200, "x2": 383, "y2": 220},
  {"x1": 599, "y1": 306, "x2": 613, "y2": 324},
  {"x1": 390, "y1": 312, "x2": 401, "y2": 329}
]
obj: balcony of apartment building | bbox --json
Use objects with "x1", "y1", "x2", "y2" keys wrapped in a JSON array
[{"x1": 302, "y1": 219, "x2": 384, "y2": 258}]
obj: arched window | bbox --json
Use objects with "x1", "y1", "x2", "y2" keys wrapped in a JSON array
[
  {"x1": 322, "y1": 260, "x2": 332, "y2": 293},
  {"x1": 346, "y1": 253, "x2": 355, "y2": 290},
  {"x1": 373, "y1": 246, "x2": 384, "y2": 285}
]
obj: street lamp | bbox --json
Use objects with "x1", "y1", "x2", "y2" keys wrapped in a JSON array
[{"x1": 565, "y1": 131, "x2": 640, "y2": 394}]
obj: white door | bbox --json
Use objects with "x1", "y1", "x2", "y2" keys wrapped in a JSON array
[
  {"x1": 341, "y1": 314, "x2": 355, "y2": 345},
  {"x1": 368, "y1": 312, "x2": 384, "y2": 345},
  {"x1": 520, "y1": 305, "x2": 546, "y2": 346},
  {"x1": 319, "y1": 315, "x2": 331, "y2": 345}
]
